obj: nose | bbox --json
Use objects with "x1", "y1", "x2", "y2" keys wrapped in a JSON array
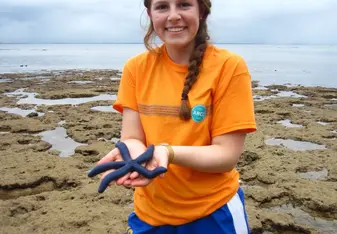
[{"x1": 167, "y1": 7, "x2": 181, "y2": 22}]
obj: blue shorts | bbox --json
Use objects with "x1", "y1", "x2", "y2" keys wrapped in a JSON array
[{"x1": 125, "y1": 187, "x2": 250, "y2": 234}]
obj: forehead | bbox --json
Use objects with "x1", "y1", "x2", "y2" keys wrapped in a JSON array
[{"x1": 152, "y1": 0, "x2": 196, "y2": 4}]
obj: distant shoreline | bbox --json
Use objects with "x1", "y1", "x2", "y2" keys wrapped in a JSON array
[{"x1": 1, "y1": 42, "x2": 337, "y2": 46}]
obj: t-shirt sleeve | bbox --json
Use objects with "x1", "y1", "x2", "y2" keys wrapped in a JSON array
[
  {"x1": 211, "y1": 56, "x2": 256, "y2": 137},
  {"x1": 112, "y1": 59, "x2": 138, "y2": 113}
]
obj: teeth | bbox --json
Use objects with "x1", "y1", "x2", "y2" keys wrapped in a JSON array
[{"x1": 167, "y1": 27, "x2": 184, "y2": 32}]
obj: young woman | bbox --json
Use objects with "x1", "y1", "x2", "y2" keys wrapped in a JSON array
[{"x1": 97, "y1": 0, "x2": 256, "y2": 233}]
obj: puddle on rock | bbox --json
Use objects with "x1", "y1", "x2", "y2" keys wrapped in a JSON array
[
  {"x1": 111, "y1": 137, "x2": 120, "y2": 143},
  {"x1": 0, "y1": 107, "x2": 44, "y2": 117},
  {"x1": 37, "y1": 78, "x2": 51, "y2": 83},
  {"x1": 325, "y1": 104, "x2": 337, "y2": 107},
  {"x1": 265, "y1": 138, "x2": 326, "y2": 151},
  {"x1": 253, "y1": 95, "x2": 273, "y2": 101},
  {"x1": 37, "y1": 127, "x2": 87, "y2": 157},
  {"x1": 277, "y1": 119, "x2": 303, "y2": 128},
  {"x1": 90, "y1": 106, "x2": 118, "y2": 113},
  {"x1": 0, "y1": 78, "x2": 12, "y2": 83},
  {"x1": 110, "y1": 77, "x2": 120, "y2": 81},
  {"x1": 266, "y1": 204, "x2": 337, "y2": 234},
  {"x1": 68, "y1": 81, "x2": 94, "y2": 84},
  {"x1": 253, "y1": 86, "x2": 269, "y2": 90},
  {"x1": 277, "y1": 91, "x2": 307, "y2": 98},
  {"x1": 21, "y1": 76, "x2": 50, "y2": 80},
  {"x1": 254, "y1": 91, "x2": 307, "y2": 102},
  {"x1": 4, "y1": 89, "x2": 116, "y2": 106},
  {"x1": 317, "y1": 121, "x2": 329, "y2": 126},
  {"x1": 58, "y1": 120, "x2": 66, "y2": 126},
  {"x1": 292, "y1": 104, "x2": 305, "y2": 107},
  {"x1": 298, "y1": 168, "x2": 328, "y2": 180}
]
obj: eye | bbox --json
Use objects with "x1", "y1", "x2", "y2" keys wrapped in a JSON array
[
  {"x1": 155, "y1": 4, "x2": 168, "y2": 10},
  {"x1": 179, "y1": 2, "x2": 191, "y2": 8}
]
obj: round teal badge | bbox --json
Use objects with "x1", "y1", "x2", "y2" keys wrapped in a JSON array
[{"x1": 191, "y1": 105, "x2": 206, "y2": 123}]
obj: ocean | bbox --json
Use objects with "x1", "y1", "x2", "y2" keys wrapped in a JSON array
[{"x1": 1, "y1": 43, "x2": 336, "y2": 88}]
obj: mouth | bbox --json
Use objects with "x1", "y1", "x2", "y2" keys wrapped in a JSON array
[{"x1": 166, "y1": 27, "x2": 186, "y2": 32}]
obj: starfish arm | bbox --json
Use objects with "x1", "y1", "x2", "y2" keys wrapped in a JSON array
[
  {"x1": 88, "y1": 161, "x2": 125, "y2": 177},
  {"x1": 98, "y1": 164, "x2": 132, "y2": 193},
  {"x1": 134, "y1": 145, "x2": 155, "y2": 164},
  {"x1": 116, "y1": 141, "x2": 132, "y2": 162},
  {"x1": 132, "y1": 163, "x2": 167, "y2": 179}
]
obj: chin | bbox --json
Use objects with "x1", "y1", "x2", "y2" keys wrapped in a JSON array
[{"x1": 164, "y1": 39, "x2": 194, "y2": 49}]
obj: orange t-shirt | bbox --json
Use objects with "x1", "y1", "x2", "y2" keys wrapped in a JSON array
[{"x1": 113, "y1": 44, "x2": 256, "y2": 226}]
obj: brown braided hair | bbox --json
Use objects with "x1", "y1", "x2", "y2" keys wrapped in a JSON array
[{"x1": 143, "y1": 0, "x2": 212, "y2": 120}]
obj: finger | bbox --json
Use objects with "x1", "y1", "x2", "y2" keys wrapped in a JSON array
[
  {"x1": 123, "y1": 179, "x2": 132, "y2": 186},
  {"x1": 149, "y1": 159, "x2": 166, "y2": 178},
  {"x1": 148, "y1": 160, "x2": 158, "y2": 170},
  {"x1": 116, "y1": 172, "x2": 131, "y2": 185},
  {"x1": 97, "y1": 148, "x2": 120, "y2": 165},
  {"x1": 157, "y1": 155, "x2": 168, "y2": 169},
  {"x1": 100, "y1": 170, "x2": 117, "y2": 186},
  {"x1": 129, "y1": 160, "x2": 151, "y2": 180},
  {"x1": 130, "y1": 177, "x2": 151, "y2": 187},
  {"x1": 129, "y1": 171, "x2": 139, "y2": 180},
  {"x1": 100, "y1": 169, "x2": 115, "y2": 181}
]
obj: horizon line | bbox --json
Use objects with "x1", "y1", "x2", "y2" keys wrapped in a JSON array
[{"x1": 1, "y1": 42, "x2": 336, "y2": 46}]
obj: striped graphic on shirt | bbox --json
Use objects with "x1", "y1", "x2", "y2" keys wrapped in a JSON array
[{"x1": 138, "y1": 104, "x2": 212, "y2": 117}]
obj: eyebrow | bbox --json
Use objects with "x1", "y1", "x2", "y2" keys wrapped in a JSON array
[{"x1": 152, "y1": 0, "x2": 168, "y2": 5}]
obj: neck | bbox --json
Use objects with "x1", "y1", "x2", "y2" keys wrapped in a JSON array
[{"x1": 165, "y1": 42, "x2": 195, "y2": 65}]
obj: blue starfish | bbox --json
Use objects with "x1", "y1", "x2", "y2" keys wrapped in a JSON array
[{"x1": 88, "y1": 141, "x2": 167, "y2": 193}]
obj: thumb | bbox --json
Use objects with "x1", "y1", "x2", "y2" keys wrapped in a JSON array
[
  {"x1": 157, "y1": 158, "x2": 168, "y2": 179},
  {"x1": 97, "y1": 147, "x2": 120, "y2": 165}
]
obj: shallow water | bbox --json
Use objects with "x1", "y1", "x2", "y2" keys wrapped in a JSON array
[
  {"x1": 265, "y1": 138, "x2": 326, "y2": 151},
  {"x1": 292, "y1": 104, "x2": 305, "y2": 107},
  {"x1": 4, "y1": 89, "x2": 116, "y2": 106},
  {"x1": 298, "y1": 168, "x2": 328, "y2": 180},
  {"x1": 0, "y1": 107, "x2": 44, "y2": 117},
  {"x1": 266, "y1": 204, "x2": 337, "y2": 234},
  {"x1": 254, "y1": 90, "x2": 307, "y2": 101},
  {"x1": 277, "y1": 119, "x2": 303, "y2": 128},
  {"x1": 0, "y1": 78, "x2": 12, "y2": 83},
  {"x1": 90, "y1": 105, "x2": 118, "y2": 113},
  {"x1": 276, "y1": 91, "x2": 307, "y2": 98},
  {"x1": 20, "y1": 76, "x2": 50, "y2": 80},
  {"x1": 317, "y1": 121, "x2": 329, "y2": 125},
  {"x1": 37, "y1": 126, "x2": 86, "y2": 157},
  {"x1": 68, "y1": 81, "x2": 94, "y2": 84},
  {"x1": 325, "y1": 104, "x2": 337, "y2": 107}
]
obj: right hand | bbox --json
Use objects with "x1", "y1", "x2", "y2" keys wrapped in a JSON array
[{"x1": 96, "y1": 139, "x2": 147, "y2": 186}]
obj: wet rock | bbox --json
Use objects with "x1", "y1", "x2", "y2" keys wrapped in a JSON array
[
  {"x1": 238, "y1": 151, "x2": 260, "y2": 167},
  {"x1": 27, "y1": 112, "x2": 38, "y2": 117}
]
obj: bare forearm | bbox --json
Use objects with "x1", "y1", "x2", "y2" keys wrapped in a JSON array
[{"x1": 171, "y1": 145, "x2": 241, "y2": 173}]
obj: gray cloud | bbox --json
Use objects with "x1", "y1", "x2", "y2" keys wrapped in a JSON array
[{"x1": 0, "y1": 0, "x2": 336, "y2": 44}]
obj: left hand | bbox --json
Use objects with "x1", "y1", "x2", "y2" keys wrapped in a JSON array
[{"x1": 121, "y1": 145, "x2": 170, "y2": 187}]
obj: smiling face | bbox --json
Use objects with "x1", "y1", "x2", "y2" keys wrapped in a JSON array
[{"x1": 148, "y1": 0, "x2": 201, "y2": 49}]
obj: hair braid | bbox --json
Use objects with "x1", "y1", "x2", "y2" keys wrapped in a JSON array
[{"x1": 179, "y1": 20, "x2": 209, "y2": 120}]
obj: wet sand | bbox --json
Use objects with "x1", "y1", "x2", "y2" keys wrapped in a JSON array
[{"x1": 0, "y1": 71, "x2": 336, "y2": 234}]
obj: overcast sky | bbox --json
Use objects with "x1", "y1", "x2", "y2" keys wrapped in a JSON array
[{"x1": 0, "y1": 0, "x2": 336, "y2": 44}]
